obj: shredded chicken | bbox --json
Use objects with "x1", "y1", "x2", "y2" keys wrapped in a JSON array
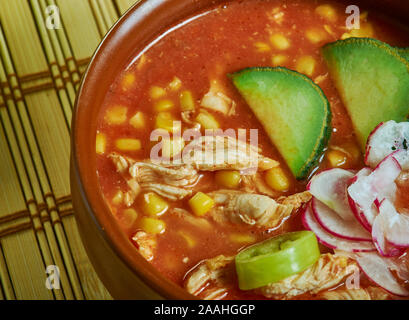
[
  {"x1": 200, "y1": 80, "x2": 236, "y2": 116},
  {"x1": 183, "y1": 135, "x2": 278, "y2": 172},
  {"x1": 319, "y1": 286, "x2": 389, "y2": 300},
  {"x1": 185, "y1": 253, "x2": 357, "y2": 300},
  {"x1": 257, "y1": 254, "x2": 358, "y2": 299},
  {"x1": 132, "y1": 231, "x2": 156, "y2": 261},
  {"x1": 208, "y1": 190, "x2": 310, "y2": 228},
  {"x1": 184, "y1": 255, "x2": 234, "y2": 300},
  {"x1": 241, "y1": 173, "x2": 280, "y2": 197},
  {"x1": 110, "y1": 135, "x2": 278, "y2": 201},
  {"x1": 110, "y1": 153, "x2": 198, "y2": 201},
  {"x1": 172, "y1": 208, "x2": 213, "y2": 230}
]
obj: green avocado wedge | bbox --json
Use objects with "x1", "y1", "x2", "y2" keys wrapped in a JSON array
[
  {"x1": 323, "y1": 38, "x2": 409, "y2": 151},
  {"x1": 230, "y1": 67, "x2": 332, "y2": 180}
]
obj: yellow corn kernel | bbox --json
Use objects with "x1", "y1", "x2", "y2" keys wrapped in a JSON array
[
  {"x1": 342, "y1": 22, "x2": 374, "y2": 39},
  {"x1": 296, "y1": 55, "x2": 316, "y2": 77},
  {"x1": 254, "y1": 42, "x2": 271, "y2": 53},
  {"x1": 229, "y1": 233, "x2": 256, "y2": 244},
  {"x1": 119, "y1": 208, "x2": 138, "y2": 228},
  {"x1": 115, "y1": 138, "x2": 141, "y2": 151},
  {"x1": 141, "y1": 192, "x2": 169, "y2": 217},
  {"x1": 168, "y1": 76, "x2": 182, "y2": 91},
  {"x1": 215, "y1": 170, "x2": 241, "y2": 189},
  {"x1": 121, "y1": 73, "x2": 136, "y2": 90},
  {"x1": 265, "y1": 167, "x2": 290, "y2": 192},
  {"x1": 327, "y1": 150, "x2": 348, "y2": 168},
  {"x1": 154, "y1": 99, "x2": 174, "y2": 112},
  {"x1": 178, "y1": 231, "x2": 196, "y2": 248},
  {"x1": 104, "y1": 105, "x2": 127, "y2": 125},
  {"x1": 96, "y1": 132, "x2": 106, "y2": 155},
  {"x1": 315, "y1": 4, "x2": 337, "y2": 22},
  {"x1": 155, "y1": 112, "x2": 181, "y2": 133},
  {"x1": 306, "y1": 28, "x2": 327, "y2": 44},
  {"x1": 129, "y1": 112, "x2": 145, "y2": 129},
  {"x1": 195, "y1": 111, "x2": 220, "y2": 130},
  {"x1": 188, "y1": 192, "x2": 214, "y2": 216},
  {"x1": 258, "y1": 158, "x2": 279, "y2": 171},
  {"x1": 112, "y1": 190, "x2": 124, "y2": 206},
  {"x1": 150, "y1": 86, "x2": 166, "y2": 99},
  {"x1": 270, "y1": 34, "x2": 290, "y2": 50},
  {"x1": 139, "y1": 217, "x2": 166, "y2": 234},
  {"x1": 162, "y1": 137, "x2": 185, "y2": 159},
  {"x1": 180, "y1": 90, "x2": 195, "y2": 111},
  {"x1": 272, "y1": 54, "x2": 288, "y2": 66}
]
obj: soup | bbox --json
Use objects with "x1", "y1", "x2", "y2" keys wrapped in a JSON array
[{"x1": 95, "y1": 0, "x2": 409, "y2": 299}]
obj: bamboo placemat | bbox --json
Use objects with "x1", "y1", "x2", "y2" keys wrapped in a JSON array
[{"x1": 0, "y1": 0, "x2": 138, "y2": 300}]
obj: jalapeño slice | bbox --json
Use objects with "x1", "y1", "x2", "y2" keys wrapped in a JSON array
[{"x1": 235, "y1": 231, "x2": 320, "y2": 290}]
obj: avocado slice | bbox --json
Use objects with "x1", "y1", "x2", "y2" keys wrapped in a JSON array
[
  {"x1": 230, "y1": 67, "x2": 331, "y2": 180},
  {"x1": 323, "y1": 38, "x2": 409, "y2": 151}
]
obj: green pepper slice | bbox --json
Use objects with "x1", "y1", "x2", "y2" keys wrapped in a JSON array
[{"x1": 235, "y1": 231, "x2": 320, "y2": 290}]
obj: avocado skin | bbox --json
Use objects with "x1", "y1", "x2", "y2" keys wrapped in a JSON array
[{"x1": 230, "y1": 67, "x2": 332, "y2": 180}]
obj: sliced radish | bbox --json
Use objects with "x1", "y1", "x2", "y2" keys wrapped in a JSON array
[
  {"x1": 307, "y1": 169, "x2": 355, "y2": 220},
  {"x1": 365, "y1": 120, "x2": 409, "y2": 170},
  {"x1": 372, "y1": 212, "x2": 405, "y2": 257},
  {"x1": 311, "y1": 198, "x2": 372, "y2": 242},
  {"x1": 377, "y1": 199, "x2": 409, "y2": 248},
  {"x1": 348, "y1": 168, "x2": 373, "y2": 232},
  {"x1": 356, "y1": 252, "x2": 409, "y2": 296},
  {"x1": 302, "y1": 204, "x2": 376, "y2": 252},
  {"x1": 348, "y1": 154, "x2": 401, "y2": 228}
]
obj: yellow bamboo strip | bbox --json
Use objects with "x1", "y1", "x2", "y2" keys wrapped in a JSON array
[
  {"x1": 0, "y1": 121, "x2": 53, "y2": 299},
  {"x1": 0, "y1": 25, "x2": 85, "y2": 300},
  {"x1": 29, "y1": 0, "x2": 75, "y2": 127},
  {"x1": 55, "y1": 0, "x2": 102, "y2": 61},
  {"x1": 59, "y1": 213, "x2": 112, "y2": 300},
  {"x1": 0, "y1": 0, "x2": 48, "y2": 76},
  {"x1": 115, "y1": 0, "x2": 138, "y2": 14},
  {"x1": 0, "y1": 243, "x2": 15, "y2": 299},
  {"x1": 43, "y1": 0, "x2": 82, "y2": 90},
  {"x1": 1, "y1": 231, "x2": 54, "y2": 299},
  {"x1": 23, "y1": 92, "x2": 70, "y2": 197},
  {"x1": 0, "y1": 55, "x2": 76, "y2": 300},
  {"x1": 89, "y1": 0, "x2": 110, "y2": 37},
  {"x1": 98, "y1": 0, "x2": 120, "y2": 26}
]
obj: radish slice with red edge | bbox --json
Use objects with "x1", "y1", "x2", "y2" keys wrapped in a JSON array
[
  {"x1": 302, "y1": 204, "x2": 376, "y2": 252},
  {"x1": 347, "y1": 168, "x2": 373, "y2": 232},
  {"x1": 372, "y1": 211, "x2": 406, "y2": 257},
  {"x1": 365, "y1": 120, "x2": 409, "y2": 170},
  {"x1": 348, "y1": 154, "x2": 401, "y2": 227},
  {"x1": 356, "y1": 252, "x2": 409, "y2": 297},
  {"x1": 311, "y1": 198, "x2": 372, "y2": 241},
  {"x1": 376, "y1": 199, "x2": 409, "y2": 248},
  {"x1": 307, "y1": 168, "x2": 355, "y2": 220}
]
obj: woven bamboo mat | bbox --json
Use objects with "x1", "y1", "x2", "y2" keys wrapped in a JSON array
[{"x1": 0, "y1": 0, "x2": 138, "y2": 300}]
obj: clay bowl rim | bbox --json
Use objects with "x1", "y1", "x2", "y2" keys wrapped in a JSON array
[{"x1": 71, "y1": 0, "x2": 204, "y2": 300}]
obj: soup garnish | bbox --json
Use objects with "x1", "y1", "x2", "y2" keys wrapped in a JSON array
[{"x1": 230, "y1": 67, "x2": 332, "y2": 180}]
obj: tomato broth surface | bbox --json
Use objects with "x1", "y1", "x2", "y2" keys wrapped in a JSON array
[{"x1": 96, "y1": 0, "x2": 409, "y2": 299}]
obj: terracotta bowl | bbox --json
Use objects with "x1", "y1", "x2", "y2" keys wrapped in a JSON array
[{"x1": 71, "y1": 0, "x2": 409, "y2": 299}]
